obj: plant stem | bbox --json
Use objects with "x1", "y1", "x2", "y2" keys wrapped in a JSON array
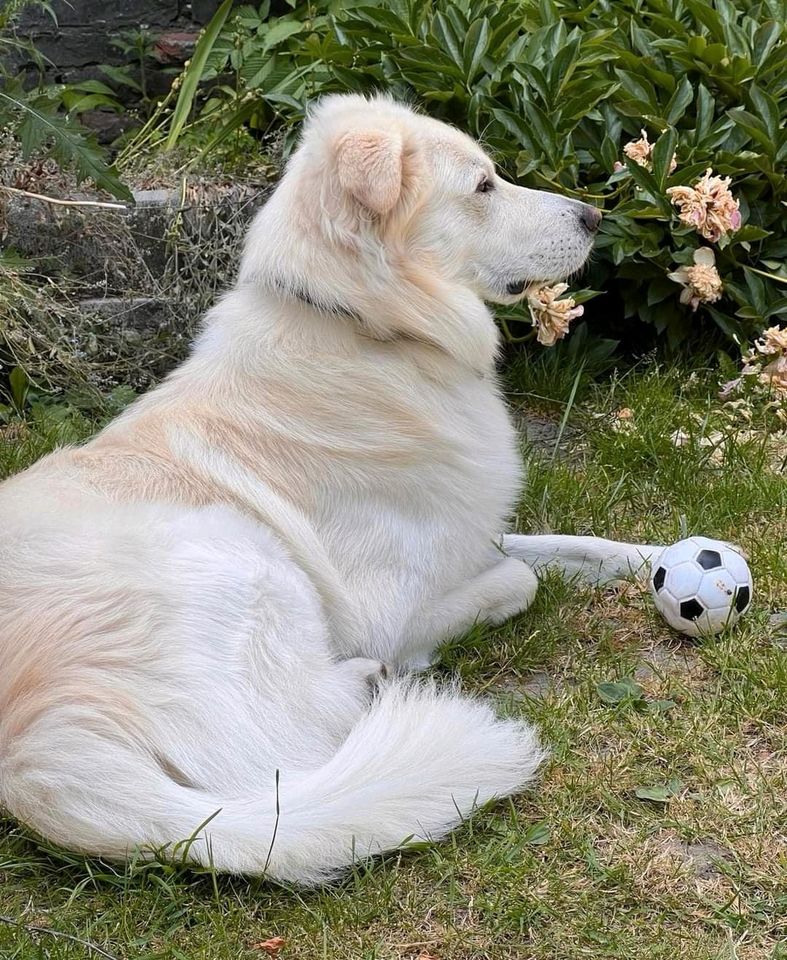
[
  {"x1": 746, "y1": 265, "x2": 787, "y2": 285},
  {"x1": 0, "y1": 184, "x2": 127, "y2": 210}
]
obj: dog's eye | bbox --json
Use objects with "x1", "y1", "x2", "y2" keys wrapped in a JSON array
[{"x1": 476, "y1": 177, "x2": 494, "y2": 194}]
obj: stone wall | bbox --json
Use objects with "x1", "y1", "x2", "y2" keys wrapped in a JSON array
[
  {"x1": 3, "y1": 180, "x2": 272, "y2": 391},
  {"x1": 18, "y1": 0, "x2": 221, "y2": 85}
]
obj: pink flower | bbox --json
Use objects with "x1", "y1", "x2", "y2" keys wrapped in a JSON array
[
  {"x1": 667, "y1": 247, "x2": 723, "y2": 310},
  {"x1": 526, "y1": 283, "x2": 584, "y2": 346},
  {"x1": 760, "y1": 355, "x2": 787, "y2": 394},
  {"x1": 739, "y1": 325, "x2": 787, "y2": 398},
  {"x1": 620, "y1": 129, "x2": 677, "y2": 173},
  {"x1": 667, "y1": 169, "x2": 741, "y2": 242},
  {"x1": 754, "y1": 325, "x2": 787, "y2": 356}
]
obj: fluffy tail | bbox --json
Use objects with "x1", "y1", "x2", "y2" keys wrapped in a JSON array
[{"x1": 2, "y1": 682, "x2": 544, "y2": 885}]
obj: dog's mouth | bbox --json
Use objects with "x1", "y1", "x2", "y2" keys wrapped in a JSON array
[{"x1": 504, "y1": 277, "x2": 557, "y2": 298}]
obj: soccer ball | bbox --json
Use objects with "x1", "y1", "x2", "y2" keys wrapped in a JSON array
[{"x1": 650, "y1": 536, "x2": 753, "y2": 637}]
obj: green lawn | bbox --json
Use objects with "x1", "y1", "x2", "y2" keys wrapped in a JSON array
[{"x1": 1, "y1": 362, "x2": 785, "y2": 960}]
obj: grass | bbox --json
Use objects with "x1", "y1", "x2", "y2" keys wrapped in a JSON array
[{"x1": 1, "y1": 360, "x2": 785, "y2": 960}]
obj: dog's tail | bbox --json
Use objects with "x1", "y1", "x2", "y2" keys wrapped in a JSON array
[{"x1": 1, "y1": 681, "x2": 543, "y2": 885}]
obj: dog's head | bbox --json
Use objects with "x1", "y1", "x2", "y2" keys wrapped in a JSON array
[{"x1": 241, "y1": 95, "x2": 599, "y2": 365}]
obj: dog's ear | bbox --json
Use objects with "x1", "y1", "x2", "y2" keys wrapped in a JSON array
[{"x1": 335, "y1": 129, "x2": 403, "y2": 216}]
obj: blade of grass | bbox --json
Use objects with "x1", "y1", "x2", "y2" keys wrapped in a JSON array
[{"x1": 165, "y1": 0, "x2": 234, "y2": 151}]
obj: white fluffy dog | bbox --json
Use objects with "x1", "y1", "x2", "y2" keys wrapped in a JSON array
[{"x1": 0, "y1": 95, "x2": 663, "y2": 885}]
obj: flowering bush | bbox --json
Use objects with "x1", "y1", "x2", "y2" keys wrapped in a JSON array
[{"x1": 164, "y1": 0, "x2": 787, "y2": 350}]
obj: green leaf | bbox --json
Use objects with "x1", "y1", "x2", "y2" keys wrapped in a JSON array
[
  {"x1": 351, "y1": 5, "x2": 412, "y2": 36},
  {"x1": 166, "y1": 0, "x2": 234, "y2": 150},
  {"x1": 684, "y1": 1, "x2": 723, "y2": 41},
  {"x1": 651, "y1": 126, "x2": 678, "y2": 189},
  {"x1": 596, "y1": 677, "x2": 642, "y2": 704},
  {"x1": 66, "y1": 79, "x2": 118, "y2": 97},
  {"x1": 665, "y1": 75, "x2": 693, "y2": 125},
  {"x1": 9, "y1": 366, "x2": 29, "y2": 415},
  {"x1": 694, "y1": 83, "x2": 714, "y2": 140},
  {"x1": 646, "y1": 699, "x2": 678, "y2": 714},
  {"x1": 99, "y1": 64, "x2": 142, "y2": 93},
  {"x1": 523, "y1": 822, "x2": 550, "y2": 845},
  {"x1": 730, "y1": 225, "x2": 771, "y2": 243},
  {"x1": 753, "y1": 21, "x2": 782, "y2": 68},
  {"x1": 433, "y1": 11, "x2": 463, "y2": 68},
  {"x1": 749, "y1": 84, "x2": 781, "y2": 140},
  {"x1": 624, "y1": 156, "x2": 672, "y2": 215},
  {"x1": 259, "y1": 19, "x2": 304, "y2": 54},
  {"x1": 463, "y1": 18, "x2": 491, "y2": 84},
  {"x1": 634, "y1": 779, "x2": 683, "y2": 803},
  {"x1": 0, "y1": 90, "x2": 131, "y2": 200},
  {"x1": 571, "y1": 288, "x2": 604, "y2": 305},
  {"x1": 743, "y1": 267, "x2": 769, "y2": 314},
  {"x1": 492, "y1": 108, "x2": 538, "y2": 154},
  {"x1": 60, "y1": 91, "x2": 121, "y2": 114}
]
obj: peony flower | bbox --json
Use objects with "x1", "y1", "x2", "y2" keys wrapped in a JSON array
[
  {"x1": 735, "y1": 325, "x2": 787, "y2": 400},
  {"x1": 620, "y1": 129, "x2": 677, "y2": 173},
  {"x1": 753, "y1": 325, "x2": 787, "y2": 356},
  {"x1": 760, "y1": 355, "x2": 787, "y2": 394},
  {"x1": 667, "y1": 168, "x2": 741, "y2": 242},
  {"x1": 623, "y1": 130, "x2": 652, "y2": 167},
  {"x1": 526, "y1": 283, "x2": 584, "y2": 346},
  {"x1": 667, "y1": 247, "x2": 723, "y2": 310}
]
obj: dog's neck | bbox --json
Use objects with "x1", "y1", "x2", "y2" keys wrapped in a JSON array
[
  {"x1": 266, "y1": 276, "x2": 361, "y2": 324},
  {"x1": 257, "y1": 275, "x2": 471, "y2": 360},
  {"x1": 239, "y1": 197, "x2": 500, "y2": 374},
  {"x1": 245, "y1": 270, "x2": 498, "y2": 376}
]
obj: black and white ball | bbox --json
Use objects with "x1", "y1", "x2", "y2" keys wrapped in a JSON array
[{"x1": 650, "y1": 537, "x2": 753, "y2": 637}]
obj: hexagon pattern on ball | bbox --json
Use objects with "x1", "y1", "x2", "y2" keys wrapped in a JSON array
[{"x1": 650, "y1": 536, "x2": 753, "y2": 637}]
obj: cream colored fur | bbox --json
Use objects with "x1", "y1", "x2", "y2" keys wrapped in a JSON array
[{"x1": 0, "y1": 95, "x2": 664, "y2": 885}]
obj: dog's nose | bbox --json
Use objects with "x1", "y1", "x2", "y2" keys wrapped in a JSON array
[{"x1": 580, "y1": 204, "x2": 602, "y2": 234}]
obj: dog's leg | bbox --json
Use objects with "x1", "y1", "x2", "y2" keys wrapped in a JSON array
[
  {"x1": 399, "y1": 557, "x2": 539, "y2": 670},
  {"x1": 501, "y1": 534, "x2": 665, "y2": 586}
]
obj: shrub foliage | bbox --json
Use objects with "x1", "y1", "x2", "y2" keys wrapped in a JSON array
[{"x1": 159, "y1": 0, "x2": 787, "y2": 348}]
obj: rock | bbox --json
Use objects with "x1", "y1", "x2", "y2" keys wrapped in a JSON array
[
  {"x1": 154, "y1": 30, "x2": 199, "y2": 64},
  {"x1": 191, "y1": 0, "x2": 223, "y2": 23},
  {"x1": 4, "y1": 182, "x2": 271, "y2": 294},
  {"x1": 13, "y1": 0, "x2": 218, "y2": 87},
  {"x1": 133, "y1": 188, "x2": 178, "y2": 207},
  {"x1": 78, "y1": 296, "x2": 171, "y2": 332},
  {"x1": 78, "y1": 108, "x2": 136, "y2": 145}
]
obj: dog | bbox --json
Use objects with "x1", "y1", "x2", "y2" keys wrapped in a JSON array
[{"x1": 0, "y1": 95, "x2": 664, "y2": 885}]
